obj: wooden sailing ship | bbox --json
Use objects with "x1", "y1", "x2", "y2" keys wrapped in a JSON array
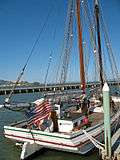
[{"x1": 3, "y1": 0, "x2": 120, "y2": 159}]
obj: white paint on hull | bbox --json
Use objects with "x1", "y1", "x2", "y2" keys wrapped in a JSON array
[
  {"x1": 4, "y1": 110, "x2": 120, "y2": 156},
  {"x1": 21, "y1": 142, "x2": 43, "y2": 160}
]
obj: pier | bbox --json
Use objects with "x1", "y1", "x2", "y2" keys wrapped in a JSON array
[
  {"x1": 81, "y1": 83, "x2": 120, "y2": 160},
  {"x1": 101, "y1": 83, "x2": 120, "y2": 160},
  {"x1": 0, "y1": 81, "x2": 119, "y2": 95},
  {"x1": 100, "y1": 128, "x2": 120, "y2": 160}
]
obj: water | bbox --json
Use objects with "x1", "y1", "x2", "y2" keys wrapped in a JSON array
[{"x1": 0, "y1": 92, "x2": 101, "y2": 160}]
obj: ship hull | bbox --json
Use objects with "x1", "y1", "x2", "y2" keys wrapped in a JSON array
[{"x1": 4, "y1": 110, "x2": 120, "y2": 156}]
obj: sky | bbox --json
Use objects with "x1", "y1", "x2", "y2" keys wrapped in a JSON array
[{"x1": 0, "y1": 0, "x2": 120, "y2": 83}]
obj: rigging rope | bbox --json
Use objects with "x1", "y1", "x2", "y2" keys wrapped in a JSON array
[
  {"x1": 82, "y1": 41, "x2": 90, "y2": 82},
  {"x1": 99, "y1": 3, "x2": 120, "y2": 88},
  {"x1": 59, "y1": 0, "x2": 74, "y2": 84},
  {"x1": 81, "y1": 0, "x2": 107, "y2": 84},
  {"x1": 5, "y1": 7, "x2": 53, "y2": 104},
  {"x1": 82, "y1": 129, "x2": 105, "y2": 150},
  {"x1": 44, "y1": 53, "x2": 52, "y2": 88},
  {"x1": 81, "y1": 0, "x2": 101, "y2": 82}
]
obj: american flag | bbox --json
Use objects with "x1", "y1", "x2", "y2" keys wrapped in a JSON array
[{"x1": 26, "y1": 98, "x2": 51, "y2": 126}]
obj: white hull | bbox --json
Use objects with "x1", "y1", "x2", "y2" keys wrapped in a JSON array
[
  {"x1": 4, "y1": 110, "x2": 120, "y2": 158},
  {"x1": 21, "y1": 142, "x2": 43, "y2": 160}
]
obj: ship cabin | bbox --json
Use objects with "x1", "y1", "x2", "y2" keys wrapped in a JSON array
[{"x1": 58, "y1": 112, "x2": 85, "y2": 133}]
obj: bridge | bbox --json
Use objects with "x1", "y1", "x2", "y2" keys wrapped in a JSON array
[{"x1": 0, "y1": 81, "x2": 119, "y2": 95}]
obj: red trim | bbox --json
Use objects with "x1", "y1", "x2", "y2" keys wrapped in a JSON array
[
  {"x1": 5, "y1": 133, "x2": 80, "y2": 147},
  {"x1": 5, "y1": 131, "x2": 103, "y2": 148}
]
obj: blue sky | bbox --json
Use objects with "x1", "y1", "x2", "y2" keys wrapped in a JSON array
[{"x1": 0, "y1": 0, "x2": 120, "y2": 83}]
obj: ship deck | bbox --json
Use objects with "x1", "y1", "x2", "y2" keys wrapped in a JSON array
[
  {"x1": 9, "y1": 112, "x2": 104, "y2": 134},
  {"x1": 88, "y1": 112, "x2": 104, "y2": 126}
]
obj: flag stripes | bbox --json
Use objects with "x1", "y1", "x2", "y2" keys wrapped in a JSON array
[{"x1": 26, "y1": 99, "x2": 51, "y2": 126}]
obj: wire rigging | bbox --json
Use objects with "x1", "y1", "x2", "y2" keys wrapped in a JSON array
[
  {"x1": 81, "y1": 0, "x2": 107, "y2": 84},
  {"x1": 59, "y1": 0, "x2": 74, "y2": 84},
  {"x1": 44, "y1": 53, "x2": 53, "y2": 88},
  {"x1": 99, "y1": 3, "x2": 120, "y2": 85},
  {"x1": 5, "y1": 7, "x2": 53, "y2": 104},
  {"x1": 81, "y1": 0, "x2": 101, "y2": 82}
]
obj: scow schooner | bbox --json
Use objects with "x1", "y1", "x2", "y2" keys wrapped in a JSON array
[{"x1": 2, "y1": 0, "x2": 120, "y2": 159}]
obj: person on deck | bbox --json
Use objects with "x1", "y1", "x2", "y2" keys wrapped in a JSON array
[{"x1": 83, "y1": 115, "x2": 89, "y2": 128}]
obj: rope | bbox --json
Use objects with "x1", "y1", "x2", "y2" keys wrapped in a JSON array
[
  {"x1": 82, "y1": 129, "x2": 105, "y2": 150},
  {"x1": 5, "y1": 6, "x2": 53, "y2": 104},
  {"x1": 81, "y1": 0, "x2": 102, "y2": 82},
  {"x1": 59, "y1": 0, "x2": 74, "y2": 84},
  {"x1": 23, "y1": 113, "x2": 36, "y2": 143},
  {"x1": 99, "y1": 3, "x2": 120, "y2": 89},
  {"x1": 82, "y1": 41, "x2": 90, "y2": 82},
  {"x1": 44, "y1": 53, "x2": 53, "y2": 88},
  {"x1": 113, "y1": 108, "x2": 120, "y2": 132},
  {"x1": 81, "y1": 0, "x2": 107, "y2": 84}
]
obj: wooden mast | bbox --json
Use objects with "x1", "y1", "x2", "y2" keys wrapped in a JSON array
[
  {"x1": 76, "y1": 0, "x2": 86, "y2": 94},
  {"x1": 94, "y1": 0, "x2": 104, "y2": 87}
]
